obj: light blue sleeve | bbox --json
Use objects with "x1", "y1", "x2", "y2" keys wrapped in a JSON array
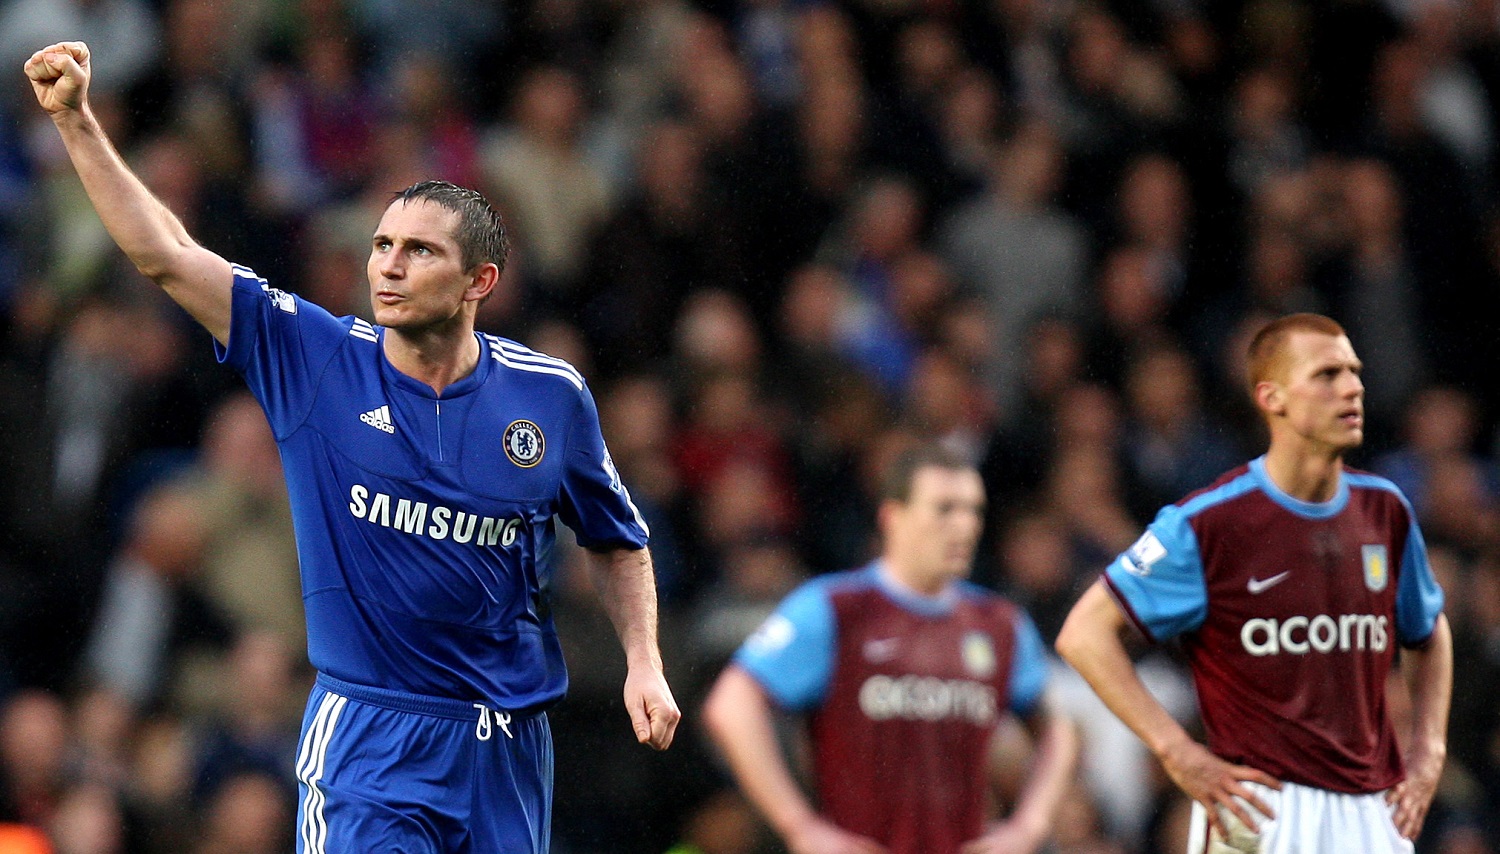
[
  {"x1": 1007, "y1": 611, "x2": 1048, "y2": 717},
  {"x1": 1102, "y1": 504, "x2": 1209, "y2": 642},
  {"x1": 732, "y1": 581, "x2": 836, "y2": 710},
  {"x1": 1395, "y1": 515, "x2": 1445, "y2": 645}
]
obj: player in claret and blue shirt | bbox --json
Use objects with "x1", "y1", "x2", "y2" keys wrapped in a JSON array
[
  {"x1": 1058, "y1": 313, "x2": 1452, "y2": 854},
  {"x1": 704, "y1": 444, "x2": 1078, "y2": 854},
  {"x1": 26, "y1": 41, "x2": 680, "y2": 854}
]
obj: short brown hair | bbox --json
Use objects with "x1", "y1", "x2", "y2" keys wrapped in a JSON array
[
  {"x1": 880, "y1": 443, "x2": 976, "y2": 503},
  {"x1": 391, "y1": 180, "x2": 509, "y2": 275},
  {"x1": 1245, "y1": 313, "x2": 1347, "y2": 393}
]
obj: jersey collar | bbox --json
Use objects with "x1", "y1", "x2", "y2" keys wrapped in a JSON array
[
  {"x1": 1249, "y1": 455, "x2": 1350, "y2": 519},
  {"x1": 376, "y1": 329, "x2": 492, "y2": 399},
  {"x1": 870, "y1": 560, "x2": 959, "y2": 617}
]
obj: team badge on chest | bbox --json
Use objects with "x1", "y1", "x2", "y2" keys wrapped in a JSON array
[
  {"x1": 961, "y1": 632, "x2": 996, "y2": 679},
  {"x1": 1362, "y1": 544, "x2": 1389, "y2": 592},
  {"x1": 504, "y1": 420, "x2": 545, "y2": 468}
]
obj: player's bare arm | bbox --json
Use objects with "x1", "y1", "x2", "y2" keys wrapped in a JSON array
[
  {"x1": 583, "y1": 545, "x2": 680, "y2": 750},
  {"x1": 702, "y1": 666, "x2": 889, "y2": 854},
  {"x1": 962, "y1": 700, "x2": 1078, "y2": 854},
  {"x1": 1387, "y1": 613, "x2": 1452, "y2": 839},
  {"x1": 1056, "y1": 580, "x2": 1280, "y2": 838},
  {"x1": 962, "y1": 695, "x2": 1078, "y2": 854},
  {"x1": 25, "y1": 41, "x2": 232, "y2": 343}
]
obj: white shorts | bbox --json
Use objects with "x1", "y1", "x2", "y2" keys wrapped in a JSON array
[{"x1": 1187, "y1": 781, "x2": 1413, "y2": 854}]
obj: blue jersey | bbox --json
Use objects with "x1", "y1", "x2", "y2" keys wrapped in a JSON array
[{"x1": 216, "y1": 265, "x2": 648, "y2": 711}]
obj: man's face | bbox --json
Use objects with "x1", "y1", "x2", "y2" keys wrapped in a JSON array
[
  {"x1": 885, "y1": 466, "x2": 986, "y2": 591},
  {"x1": 1267, "y1": 331, "x2": 1365, "y2": 453},
  {"x1": 367, "y1": 200, "x2": 474, "y2": 330}
]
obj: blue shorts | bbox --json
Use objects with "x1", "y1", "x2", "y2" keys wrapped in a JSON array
[{"x1": 295, "y1": 673, "x2": 552, "y2": 853}]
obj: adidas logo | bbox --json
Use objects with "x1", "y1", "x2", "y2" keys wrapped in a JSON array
[{"x1": 359, "y1": 405, "x2": 396, "y2": 434}]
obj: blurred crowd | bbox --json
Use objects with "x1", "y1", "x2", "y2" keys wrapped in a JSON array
[{"x1": 0, "y1": 0, "x2": 1498, "y2": 851}]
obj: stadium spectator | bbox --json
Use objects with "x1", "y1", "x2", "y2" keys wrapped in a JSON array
[
  {"x1": 937, "y1": 119, "x2": 1089, "y2": 416},
  {"x1": 482, "y1": 65, "x2": 612, "y2": 311},
  {"x1": 79, "y1": 481, "x2": 234, "y2": 712}
]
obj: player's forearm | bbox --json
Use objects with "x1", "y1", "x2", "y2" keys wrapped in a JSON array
[
  {"x1": 1066, "y1": 643, "x2": 1187, "y2": 759},
  {"x1": 585, "y1": 546, "x2": 663, "y2": 671},
  {"x1": 1055, "y1": 582, "x2": 1194, "y2": 761},
  {"x1": 1006, "y1": 704, "x2": 1079, "y2": 841},
  {"x1": 1401, "y1": 614, "x2": 1453, "y2": 765},
  {"x1": 702, "y1": 667, "x2": 819, "y2": 840},
  {"x1": 50, "y1": 108, "x2": 199, "y2": 282},
  {"x1": 586, "y1": 546, "x2": 680, "y2": 749},
  {"x1": 50, "y1": 107, "x2": 232, "y2": 341}
]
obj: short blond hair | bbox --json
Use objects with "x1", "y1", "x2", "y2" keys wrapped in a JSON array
[{"x1": 1245, "y1": 313, "x2": 1347, "y2": 395}]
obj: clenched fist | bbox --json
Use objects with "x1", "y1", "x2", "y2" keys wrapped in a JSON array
[{"x1": 24, "y1": 41, "x2": 91, "y2": 115}]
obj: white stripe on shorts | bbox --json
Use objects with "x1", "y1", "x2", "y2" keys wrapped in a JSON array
[
  {"x1": 297, "y1": 692, "x2": 348, "y2": 854},
  {"x1": 1187, "y1": 780, "x2": 1414, "y2": 854}
]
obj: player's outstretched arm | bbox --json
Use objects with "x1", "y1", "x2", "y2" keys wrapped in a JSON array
[
  {"x1": 963, "y1": 694, "x2": 1079, "y2": 854},
  {"x1": 1056, "y1": 580, "x2": 1280, "y2": 840},
  {"x1": 25, "y1": 42, "x2": 232, "y2": 343},
  {"x1": 702, "y1": 666, "x2": 889, "y2": 854},
  {"x1": 1387, "y1": 613, "x2": 1452, "y2": 840},
  {"x1": 583, "y1": 545, "x2": 680, "y2": 750}
]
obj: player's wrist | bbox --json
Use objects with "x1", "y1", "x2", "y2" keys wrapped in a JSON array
[
  {"x1": 775, "y1": 808, "x2": 823, "y2": 843},
  {"x1": 1405, "y1": 741, "x2": 1446, "y2": 776},
  {"x1": 624, "y1": 652, "x2": 665, "y2": 676},
  {"x1": 1150, "y1": 727, "x2": 1198, "y2": 765},
  {"x1": 991, "y1": 811, "x2": 1047, "y2": 847},
  {"x1": 1017, "y1": 809, "x2": 1049, "y2": 841},
  {"x1": 48, "y1": 102, "x2": 96, "y2": 132}
]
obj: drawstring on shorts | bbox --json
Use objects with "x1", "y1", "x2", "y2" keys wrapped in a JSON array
[{"x1": 473, "y1": 703, "x2": 514, "y2": 741}]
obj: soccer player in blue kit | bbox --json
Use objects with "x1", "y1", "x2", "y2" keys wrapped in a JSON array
[
  {"x1": 26, "y1": 41, "x2": 680, "y2": 853},
  {"x1": 1057, "y1": 314, "x2": 1452, "y2": 853}
]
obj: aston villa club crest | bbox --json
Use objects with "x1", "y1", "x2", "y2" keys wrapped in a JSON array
[
  {"x1": 961, "y1": 632, "x2": 996, "y2": 679},
  {"x1": 1362, "y1": 545, "x2": 1389, "y2": 592},
  {"x1": 503, "y1": 420, "x2": 545, "y2": 468}
]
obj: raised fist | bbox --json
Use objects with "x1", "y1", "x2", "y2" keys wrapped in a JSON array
[{"x1": 24, "y1": 41, "x2": 91, "y2": 115}]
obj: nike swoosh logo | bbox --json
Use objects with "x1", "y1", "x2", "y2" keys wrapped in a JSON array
[{"x1": 1247, "y1": 571, "x2": 1292, "y2": 594}]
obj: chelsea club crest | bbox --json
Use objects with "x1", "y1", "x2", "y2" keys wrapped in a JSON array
[{"x1": 504, "y1": 420, "x2": 545, "y2": 468}]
